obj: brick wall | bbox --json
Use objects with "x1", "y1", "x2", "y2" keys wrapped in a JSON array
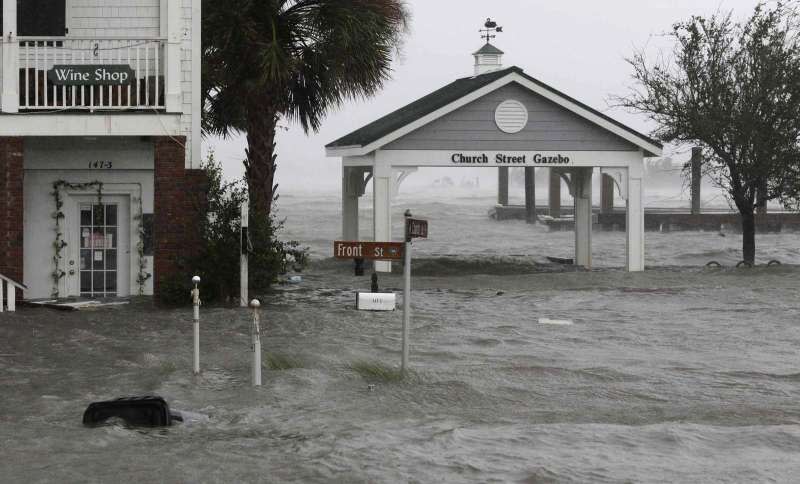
[
  {"x1": 153, "y1": 136, "x2": 206, "y2": 299},
  {"x1": 0, "y1": 137, "x2": 24, "y2": 291}
]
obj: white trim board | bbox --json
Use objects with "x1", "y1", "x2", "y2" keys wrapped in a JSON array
[
  {"x1": 0, "y1": 113, "x2": 183, "y2": 137},
  {"x1": 326, "y1": 71, "x2": 662, "y2": 159}
]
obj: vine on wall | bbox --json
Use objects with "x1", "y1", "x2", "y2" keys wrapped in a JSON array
[
  {"x1": 132, "y1": 196, "x2": 152, "y2": 295},
  {"x1": 51, "y1": 181, "x2": 103, "y2": 298}
]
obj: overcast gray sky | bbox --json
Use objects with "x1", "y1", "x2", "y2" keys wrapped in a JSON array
[{"x1": 204, "y1": 0, "x2": 767, "y2": 193}]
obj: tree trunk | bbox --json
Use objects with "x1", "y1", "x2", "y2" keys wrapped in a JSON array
[
  {"x1": 244, "y1": 100, "x2": 279, "y2": 218},
  {"x1": 740, "y1": 209, "x2": 756, "y2": 264}
]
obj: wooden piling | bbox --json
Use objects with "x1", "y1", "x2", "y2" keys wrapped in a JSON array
[
  {"x1": 524, "y1": 167, "x2": 536, "y2": 224},
  {"x1": 549, "y1": 169, "x2": 561, "y2": 218},
  {"x1": 691, "y1": 147, "x2": 702, "y2": 215},
  {"x1": 498, "y1": 167, "x2": 509, "y2": 206}
]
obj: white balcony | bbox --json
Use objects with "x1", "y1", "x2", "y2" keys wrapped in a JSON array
[
  {"x1": 0, "y1": 0, "x2": 195, "y2": 151},
  {"x1": 11, "y1": 37, "x2": 166, "y2": 111}
]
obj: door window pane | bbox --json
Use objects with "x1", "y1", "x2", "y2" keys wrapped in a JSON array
[
  {"x1": 106, "y1": 250, "x2": 117, "y2": 270},
  {"x1": 93, "y1": 205, "x2": 105, "y2": 227},
  {"x1": 80, "y1": 249, "x2": 91, "y2": 270},
  {"x1": 93, "y1": 250, "x2": 104, "y2": 270},
  {"x1": 106, "y1": 205, "x2": 117, "y2": 226},
  {"x1": 80, "y1": 271, "x2": 91, "y2": 293},
  {"x1": 93, "y1": 272, "x2": 104, "y2": 292},
  {"x1": 105, "y1": 228, "x2": 117, "y2": 249},
  {"x1": 81, "y1": 228, "x2": 91, "y2": 249},
  {"x1": 91, "y1": 229, "x2": 104, "y2": 249},
  {"x1": 105, "y1": 272, "x2": 117, "y2": 293},
  {"x1": 81, "y1": 207, "x2": 92, "y2": 226}
]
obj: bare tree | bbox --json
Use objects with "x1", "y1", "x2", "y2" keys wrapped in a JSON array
[{"x1": 619, "y1": 2, "x2": 800, "y2": 263}]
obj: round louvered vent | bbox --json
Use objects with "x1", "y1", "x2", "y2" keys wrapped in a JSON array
[{"x1": 494, "y1": 100, "x2": 528, "y2": 134}]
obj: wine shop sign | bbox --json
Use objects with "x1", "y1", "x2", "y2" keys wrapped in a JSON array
[{"x1": 47, "y1": 65, "x2": 136, "y2": 86}]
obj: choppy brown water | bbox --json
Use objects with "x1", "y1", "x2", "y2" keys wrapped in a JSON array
[{"x1": 1, "y1": 194, "x2": 799, "y2": 483}]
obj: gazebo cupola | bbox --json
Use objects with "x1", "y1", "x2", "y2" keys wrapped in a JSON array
[
  {"x1": 473, "y1": 43, "x2": 504, "y2": 75},
  {"x1": 473, "y1": 18, "x2": 504, "y2": 75}
]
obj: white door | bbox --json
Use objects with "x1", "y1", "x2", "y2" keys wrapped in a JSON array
[{"x1": 66, "y1": 195, "x2": 131, "y2": 298}]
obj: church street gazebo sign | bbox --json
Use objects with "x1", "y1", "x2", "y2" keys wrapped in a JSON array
[
  {"x1": 451, "y1": 153, "x2": 573, "y2": 165},
  {"x1": 47, "y1": 65, "x2": 136, "y2": 86}
]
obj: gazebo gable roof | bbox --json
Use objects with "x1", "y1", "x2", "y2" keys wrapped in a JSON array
[{"x1": 326, "y1": 66, "x2": 662, "y2": 158}]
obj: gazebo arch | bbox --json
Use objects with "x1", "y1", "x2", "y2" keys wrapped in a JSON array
[{"x1": 326, "y1": 57, "x2": 662, "y2": 273}]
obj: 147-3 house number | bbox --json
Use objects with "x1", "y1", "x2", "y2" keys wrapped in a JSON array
[{"x1": 88, "y1": 161, "x2": 113, "y2": 169}]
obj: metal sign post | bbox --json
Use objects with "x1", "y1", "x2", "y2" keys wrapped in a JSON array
[
  {"x1": 250, "y1": 299, "x2": 262, "y2": 387},
  {"x1": 191, "y1": 275, "x2": 201, "y2": 375},
  {"x1": 240, "y1": 200, "x2": 250, "y2": 307},
  {"x1": 402, "y1": 211, "x2": 428, "y2": 376},
  {"x1": 402, "y1": 213, "x2": 412, "y2": 375}
]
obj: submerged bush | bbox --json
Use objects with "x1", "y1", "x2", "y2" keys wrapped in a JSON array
[
  {"x1": 349, "y1": 361, "x2": 409, "y2": 382},
  {"x1": 264, "y1": 353, "x2": 305, "y2": 370},
  {"x1": 158, "y1": 153, "x2": 308, "y2": 305}
]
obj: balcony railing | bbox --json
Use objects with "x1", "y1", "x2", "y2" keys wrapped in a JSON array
[{"x1": 15, "y1": 37, "x2": 166, "y2": 111}]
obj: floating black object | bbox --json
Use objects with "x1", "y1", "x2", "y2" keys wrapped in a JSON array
[
  {"x1": 547, "y1": 256, "x2": 574, "y2": 265},
  {"x1": 82, "y1": 396, "x2": 179, "y2": 427}
]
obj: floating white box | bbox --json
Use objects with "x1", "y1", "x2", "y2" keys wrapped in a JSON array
[{"x1": 356, "y1": 292, "x2": 396, "y2": 311}]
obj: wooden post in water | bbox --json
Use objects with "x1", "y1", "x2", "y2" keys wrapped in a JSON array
[
  {"x1": 524, "y1": 167, "x2": 536, "y2": 223},
  {"x1": 691, "y1": 147, "x2": 702, "y2": 215},
  {"x1": 601, "y1": 174, "x2": 615, "y2": 214},
  {"x1": 497, "y1": 167, "x2": 509, "y2": 206},
  {"x1": 549, "y1": 169, "x2": 561, "y2": 218}
]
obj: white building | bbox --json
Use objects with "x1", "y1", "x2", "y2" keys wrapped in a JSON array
[{"x1": 0, "y1": 0, "x2": 202, "y2": 300}]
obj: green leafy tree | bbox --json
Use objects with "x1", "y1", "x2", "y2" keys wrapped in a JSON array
[
  {"x1": 202, "y1": 0, "x2": 409, "y2": 218},
  {"x1": 619, "y1": 2, "x2": 800, "y2": 263}
]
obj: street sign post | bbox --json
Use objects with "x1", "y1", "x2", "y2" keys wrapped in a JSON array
[
  {"x1": 334, "y1": 212, "x2": 427, "y2": 377},
  {"x1": 401, "y1": 211, "x2": 428, "y2": 376}
]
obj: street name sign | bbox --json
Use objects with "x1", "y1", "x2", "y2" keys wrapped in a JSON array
[
  {"x1": 405, "y1": 218, "x2": 428, "y2": 240},
  {"x1": 334, "y1": 241, "x2": 404, "y2": 261}
]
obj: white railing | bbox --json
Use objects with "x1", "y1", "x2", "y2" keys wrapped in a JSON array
[
  {"x1": 17, "y1": 37, "x2": 165, "y2": 111},
  {"x1": 0, "y1": 273, "x2": 26, "y2": 312}
]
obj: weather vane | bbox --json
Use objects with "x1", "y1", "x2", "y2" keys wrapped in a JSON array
[{"x1": 480, "y1": 18, "x2": 503, "y2": 43}]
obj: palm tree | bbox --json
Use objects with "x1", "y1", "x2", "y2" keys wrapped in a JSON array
[{"x1": 202, "y1": 0, "x2": 409, "y2": 218}]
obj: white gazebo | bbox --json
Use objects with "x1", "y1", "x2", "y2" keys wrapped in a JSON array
[{"x1": 326, "y1": 42, "x2": 662, "y2": 272}]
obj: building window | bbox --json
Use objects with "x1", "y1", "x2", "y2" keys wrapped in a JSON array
[{"x1": 0, "y1": 0, "x2": 66, "y2": 37}]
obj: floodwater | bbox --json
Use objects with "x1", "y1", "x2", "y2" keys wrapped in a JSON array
[{"x1": 2, "y1": 192, "x2": 800, "y2": 483}]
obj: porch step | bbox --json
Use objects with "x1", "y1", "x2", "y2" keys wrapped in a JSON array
[{"x1": 23, "y1": 298, "x2": 130, "y2": 311}]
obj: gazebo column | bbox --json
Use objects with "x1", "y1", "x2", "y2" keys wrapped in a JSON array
[
  {"x1": 626, "y1": 159, "x2": 645, "y2": 271},
  {"x1": 342, "y1": 166, "x2": 365, "y2": 240},
  {"x1": 373, "y1": 159, "x2": 393, "y2": 272},
  {"x1": 549, "y1": 169, "x2": 561, "y2": 217},
  {"x1": 573, "y1": 168, "x2": 593, "y2": 268}
]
